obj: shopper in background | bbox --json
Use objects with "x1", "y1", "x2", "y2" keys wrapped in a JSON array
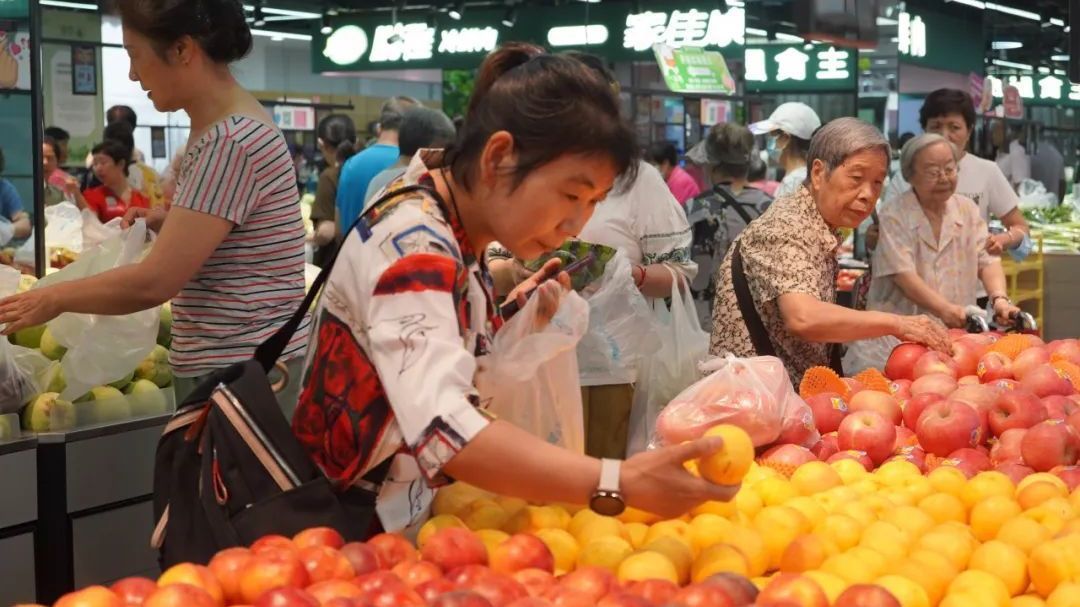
[
  {"x1": 646, "y1": 140, "x2": 701, "y2": 207},
  {"x1": 0, "y1": 0, "x2": 309, "y2": 416},
  {"x1": 309, "y1": 113, "x2": 358, "y2": 268},
  {"x1": 104, "y1": 121, "x2": 166, "y2": 208},
  {"x1": 41, "y1": 137, "x2": 69, "y2": 207},
  {"x1": 85, "y1": 105, "x2": 146, "y2": 168},
  {"x1": 294, "y1": 44, "x2": 735, "y2": 532},
  {"x1": 336, "y1": 95, "x2": 420, "y2": 233},
  {"x1": 879, "y1": 89, "x2": 1029, "y2": 262},
  {"x1": 709, "y1": 118, "x2": 951, "y2": 383},
  {"x1": 0, "y1": 148, "x2": 31, "y2": 246},
  {"x1": 43, "y1": 126, "x2": 73, "y2": 187},
  {"x1": 1030, "y1": 126, "x2": 1065, "y2": 200},
  {"x1": 684, "y1": 123, "x2": 772, "y2": 325},
  {"x1": 363, "y1": 106, "x2": 457, "y2": 209},
  {"x1": 66, "y1": 139, "x2": 150, "y2": 223},
  {"x1": 995, "y1": 122, "x2": 1031, "y2": 190},
  {"x1": 751, "y1": 102, "x2": 821, "y2": 199},
  {"x1": 748, "y1": 155, "x2": 779, "y2": 197}
]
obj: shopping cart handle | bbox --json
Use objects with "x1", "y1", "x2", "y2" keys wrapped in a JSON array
[
  {"x1": 1011, "y1": 311, "x2": 1038, "y2": 334},
  {"x1": 966, "y1": 313, "x2": 989, "y2": 334}
]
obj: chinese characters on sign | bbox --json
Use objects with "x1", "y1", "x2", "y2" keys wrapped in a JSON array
[
  {"x1": 745, "y1": 44, "x2": 853, "y2": 90},
  {"x1": 363, "y1": 24, "x2": 500, "y2": 63},
  {"x1": 623, "y1": 7, "x2": 745, "y2": 52},
  {"x1": 987, "y1": 73, "x2": 1080, "y2": 105},
  {"x1": 898, "y1": 11, "x2": 926, "y2": 58},
  {"x1": 653, "y1": 43, "x2": 735, "y2": 94}
]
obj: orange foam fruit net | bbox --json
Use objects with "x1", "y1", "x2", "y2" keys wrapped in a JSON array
[
  {"x1": 986, "y1": 334, "x2": 1031, "y2": 360},
  {"x1": 800, "y1": 366, "x2": 848, "y2": 400},
  {"x1": 853, "y1": 367, "x2": 892, "y2": 393}
]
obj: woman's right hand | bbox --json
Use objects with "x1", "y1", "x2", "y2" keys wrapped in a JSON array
[
  {"x1": 122, "y1": 206, "x2": 168, "y2": 232},
  {"x1": 621, "y1": 436, "x2": 741, "y2": 518},
  {"x1": 895, "y1": 314, "x2": 953, "y2": 354}
]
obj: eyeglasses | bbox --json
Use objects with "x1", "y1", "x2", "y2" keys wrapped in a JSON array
[{"x1": 920, "y1": 165, "x2": 959, "y2": 181}]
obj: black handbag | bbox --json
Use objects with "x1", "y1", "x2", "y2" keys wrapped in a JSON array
[{"x1": 151, "y1": 185, "x2": 431, "y2": 567}]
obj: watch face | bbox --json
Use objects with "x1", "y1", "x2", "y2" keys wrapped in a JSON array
[{"x1": 590, "y1": 493, "x2": 625, "y2": 517}]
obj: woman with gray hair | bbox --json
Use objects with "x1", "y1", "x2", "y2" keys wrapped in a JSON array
[
  {"x1": 867, "y1": 133, "x2": 1019, "y2": 328},
  {"x1": 710, "y1": 118, "x2": 951, "y2": 383}
]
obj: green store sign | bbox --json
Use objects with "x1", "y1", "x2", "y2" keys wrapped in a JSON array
[
  {"x1": 897, "y1": 3, "x2": 984, "y2": 75},
  {"x1": 744, "y1": 44, "x2": 856, "y2": 93},
  {"x1": 989, "y1": 74, "x2": 1080, "y2": 109},
  {"x1": 314, "y1": 2, "x2": 746, "y2": 72},
  {"x1": 0, "y1": 0, "x2": 28, "y2": 18}
]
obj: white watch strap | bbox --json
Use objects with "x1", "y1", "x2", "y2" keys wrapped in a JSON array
[{"x1": 598, "y1": 458, "x2": 621, "y2": 493}]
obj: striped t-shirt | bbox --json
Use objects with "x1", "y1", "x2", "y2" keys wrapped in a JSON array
[{"x1": 169, "y1": 115, "x2": 310, "y2": 377}]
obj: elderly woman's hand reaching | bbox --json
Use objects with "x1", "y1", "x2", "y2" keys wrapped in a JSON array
[{"x1": 896, "y1": 314, "x2": 953, "y2": 355}]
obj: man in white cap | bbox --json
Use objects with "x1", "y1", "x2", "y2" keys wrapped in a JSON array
[{"x1": 749, "y1": 102, "x2": 822, "y2": 199}]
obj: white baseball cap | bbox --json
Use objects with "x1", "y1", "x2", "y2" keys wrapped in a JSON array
[{"x1": 748, "y1": 102, "x2": 822, "y2": 141}]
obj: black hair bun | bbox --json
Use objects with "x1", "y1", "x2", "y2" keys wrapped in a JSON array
[{"x1": 198, "y1": 0, "x2": 252, "y2": 62}]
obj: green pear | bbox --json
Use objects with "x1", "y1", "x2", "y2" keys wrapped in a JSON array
[
  {"x1": 11, "y1": 324, "x2": 46, "y2": 349},
  {"x1": 109, "y1": 370, "x2": 135, "y2": 391},
  {"x1": 124, "y1": 379, "x2": 169, "y2": 417},
  {"x1": 39, "y1": 328, "x2": 67, "y2": 361},
  {"x1": 135, "y1": 345, "x2": 173, "y2": 388},
  {"x1": 75, "y1": 386, "x2": 131, "y2": 425},
  {"x1": 21, "y1": 393, "x2": 76, "y2": 432},
  {"x1": 157, "y1": 303, "x2": 172, "y2": 348}
]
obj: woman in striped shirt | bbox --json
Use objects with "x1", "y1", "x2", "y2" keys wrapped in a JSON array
[{"x1": 0, "y1": 0, "x2": 308, "y2": 414}]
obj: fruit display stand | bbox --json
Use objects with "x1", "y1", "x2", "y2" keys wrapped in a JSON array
[
  {"x1": 0, "y1": 435, "x2": 39, "y2": 606},
  {"x1": 32, "y1": 410, "x2": 174, "y2": 604}
]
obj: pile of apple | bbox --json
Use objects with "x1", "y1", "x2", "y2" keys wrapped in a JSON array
[{"x1": 785, "y1": 334, "x2": 1080, "y2": 485}]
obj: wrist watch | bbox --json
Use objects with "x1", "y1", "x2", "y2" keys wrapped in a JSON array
[
  {"x1": 990, "y1": 294, "x2": 1011, "y2": 307},
  {"x1": 589, "y1": 459, "x2": 626, "y2": 516}
]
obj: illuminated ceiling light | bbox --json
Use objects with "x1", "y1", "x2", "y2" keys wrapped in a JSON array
[
  {"x1": 251, "y1": 29, "x2": 312, "y2": 41},
  {"x1": 547, "y1": 25, "x2": 610, "y2": 47},
  {"x1": 501, "y1": 6, "x2": 518, "y2": 28},
  {"x1": 40, "y1": 0, "x2": 99, "y2": 9},
  {"x1": 985, "y1": 2, "x2": 1041, "y2": 21},
  {"x1": 991, "y1": 40, "x2": 1023, "y2": 50},
  {"x1": 1052, "y1": 54, "x2": 1070, "y2": 61},
  {"x1": 320, "y1": 14, "x2": 333, "y2": 35},
  {"x1": 992, "y1": 58, "x2": 1033, "y2": 70},
  {"x1": 944, "y1": 0, "x2": 986, "y2": 9},
  {"x1": 448, "y1": 0, "x2": 465, "y2": 20}
]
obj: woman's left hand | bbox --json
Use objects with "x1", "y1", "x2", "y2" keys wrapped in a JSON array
[
  {"x1": 0, "y1": 288, "x2": 61, "y2": 335},
  {"x1": 993, "y1": 298, "x2": 1021, "y2": 326},
  {"x1": 986, "y1": 233, "x2": 1011, "y2": 256}
]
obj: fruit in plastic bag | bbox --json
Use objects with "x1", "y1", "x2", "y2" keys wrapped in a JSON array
[
  {"x1": 109, "y1": 370, "x2": 134, "y2": 391},
  {"x1": 11, "y1": 324, "x2": 45, "y2": 349},
  {"x1": 39, "y1": 327, "x2": 67, "y2": 361},
  {"x1": 125, "y1": 379, "x2": 169, "y2": 416},
  {"x1": 158, "y1": 302, "x2": 172, "y2": 348},
  {"x1": 75, "y1": 385, "x2": 131, "y2": 425},
  {"x1": 21, "y1": 392, "x2": 75, "y2": 431},
  {"x1": 135, "y1": 345, "x2": 173, "y2": 388},
  {"x1": 0, "y1": 415, "x2": 16, "y2": 439}
]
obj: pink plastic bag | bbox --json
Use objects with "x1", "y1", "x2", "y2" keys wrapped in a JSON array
[{"x1": 652, "y1": 355, "x2": 819, "y2": 448}]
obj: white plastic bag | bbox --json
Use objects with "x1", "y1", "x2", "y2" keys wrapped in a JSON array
[
  {"x1": 0, "y1": 266, "x2": 44, "y2": 413},
  {"x1": 475, "y1": 289, "x2": 589, "y2": 453},
  {"x1": 652, "y1": 354, "x2": 818, "y2": 448},
  {"x1": 626, "y1": 268, "x2": 709, "y2": 456},
  {"x1": 80, "y1": 210, "x2": 124, "y2": 250},
  {"x1": 576, "y1": 251, "x2": 660, "y2": 385},
  {"x1": 842, "y1": 335, "x2": 900, "y2": 376},
  {"x1": 36, "y1": 221, "x2": 158, "y2": 401},
  {"x1": 43, "y1": 202, "x2": 84, "y2": 254}
]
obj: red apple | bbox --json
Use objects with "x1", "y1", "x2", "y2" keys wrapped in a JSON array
[
  {"x1": 416, "y1": 579, "x2": 457, "y2": 603},
  {"x1": 947, "y1": 447, "x2": 992, "y2": 473},
  {"x1": 1021, "y1": 365, "x2": 1076, "y2": 398},
  {"x1": 366, "y1": 586, "x2": 425, "y2": 607},
  {"x1": 826, "y1": 450, "x2": 874, "y2": 471},
  {"x1": 669, "y1": 584, "x2": 737, "y2": 607},
  {"x1": 995, "y1": 462, "x2": 1035, "y2": 485},
  {"x1": 1045, "y1": 395, "x2": 1080, "y2": 421},
  {"x1": 239, "y1": 550, "x2": 310, "y2": 604},
  {"x1": 142, "y1": 585, "x2": 217, "y2": 607},
  {"x1": 1069, "y1": 411, "x2": 1080, "y2": 437},
  {"x1": 957, "y1": 375, "x2": 981, "y2": 386},
  {"x1": 894, "y1": 426, "x2": 917, "y2": 451},
  {"x1": 885, "y1": 343, "x2": 929, "y2": 381},
  {"x1": 911, "y1": 374, "x2": 958, "y2": 398},
  {"x1": 889, "y1": 379, "x2": 912, "y2": 401},
  {"x1": 445, "y1": 565, "x2": 493, "y2": 588},
  {"x1": 903, "y1": 393, "x2": 944, "y2": 430},
  {"x1": 1011, "y1": 348, "x2": 1051, "y2": 381},
  {"x1": 951, "y1": 340, "x2": 984, "y2": 377},
  {"x1": 157, "y1": 564, "x2": 225, "y2": 606},
  {"x1": 978, "y1": 352, "x2": 1015, "y2": 382},
  {"x1": 251, "y1": 535, "x2": 296, "y2": 555},
  {"x1": 626, "y1": 579, "x2": 680, "y2": 604},
  {"x1": 990, "y1": 389, "x2": 1047, "y2": 436},
  {"x1": 208, "y1": 547, "x2": 253, "y2": 604},
  {"x1": 110, "y1": 578, "x2": 157, "y2": 606},
  {"x1": 466, "y1": 574, "x2": 528, "y2": 606},
  {"x1": 491, "y1": 534, "x2": 555, "y2": 575},
  {"x1": 915, "y1": 400, "x2": 983, "y2": 457},
  {"x1": 842, "y1": 378, "x2": 866, "y2": 396},
  {"x1": 887, "y1": 445, "x2": 927, "y2": 471},
  {"x1": 703, "y1": 572, "x2": 760, "y2": 605},
  {"x1": 776, "y1": 405, "x2": 819, "y2": 448},
  {"x1": 758, "y1": 573, "x2": 828, "y2": 607},
  {"x1": 833, "y1": 584, "x2": 901, "y2": 607},
  {"x1": 428, "y1": 591, "x2": 496, "y2": 607},
  {"x1": 914, "y1": 351, "x2": 959, "y2": 379},
  {"x1": 1051, "y1": 465, "x2": 1080, "y2": 491},
  {"x1": 849, "y1": 391, "x2": 902, "y2": 426},
  {"x1": 506, "y1": 600, "x2": 553, "y2": 607},
  {"x1": 556, "y1": 566, "x2": 617, "y2": 601},
  {"x1": 293, "y1": 527, "x2": 346, "y2": 551},
  {"x1": 950, "y1": 384, "x2": 1000, "y2": 414},
  {"x1": 759, "y1": 444, "x2": 817, "y2": 477},
  {"x1": 512, "y1": 568, "x2": 556, "y2": 598},
  {"x1": 253, "y1": 587, "x2": 319, "y2": 607},
  {"x1": 354, "y1": 570, "x2": 407, "y2": 595},
  {"x1": 990, "y1": 428, "x2": 1027, "y2": 465},
  {"x1": 392, "y1": 560, "x2": 442, "y2": 589},
  {"x1": 300, "y1": 545, "x2": 356, "y2": 584},
  {"x1": 838, "y1": 411, "x2": 896, "y2": 465},
  {"x1": 811, "y1": 432, "x2": 839, "y2": 461},
  {"x1": 339, "y1": 542, "x2": 382, "y2": 577},
  {"x1": 305, "y1": 580, "x2": 365, "y2": 605},
  {"x1": 367, "y1": 534, "x2": 418, "y2": 569},
  {"x1": 1048, "y1": 339, "x2": 1080, "y2": 364},
  {"x1": 1021, "y1": 420, "x2": 1080, "y2": 471},
  {"x1": 421, "y1": 527, "x2": 488, "y2": 572},
  {"x1": 598, "y1": 594, "x2": 653, "y2": 607},
  {"x1": 805, "y1": 392, "x2": 849, "y2": 434},
  {"x1": 542, "y1": 588, "x2": 595, "y2": 607},
  {"x1": 1026, "y1": 335, "x2": 1047, "y2": 348}
]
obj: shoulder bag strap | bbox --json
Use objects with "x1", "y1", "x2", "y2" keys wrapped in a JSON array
[
  {"x1": 712, "y1": 185, "x2": 760, "y2": 226},
  {"x1": 254, "y1": 184, "x2": 436, "y2": 371},
  {"x1": 730, "y1": 241, "x2": 777, "y2": 358}
]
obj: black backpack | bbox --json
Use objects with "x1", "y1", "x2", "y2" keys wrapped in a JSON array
[{"x1": 151, "y1": 185, "x2": 431, "y2": 567}]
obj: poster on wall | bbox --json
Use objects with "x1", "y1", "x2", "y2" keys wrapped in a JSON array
[
  {"x1": 653, "y1": 43, "x2": 736, "y2": 95},
  {"x1": 0, "y1": 28, "x2": 31, "y2": 91},
  {"x1": 71, "y1": 44, "x2": 97, "y2": 95}
]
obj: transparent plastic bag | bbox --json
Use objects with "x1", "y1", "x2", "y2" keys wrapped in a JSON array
[
  {"x1": 36, "y1": 220, "x2": 158, "y2": 401},
  {"x1": 626, "y1": 269, "x2": 709, "y2": 456},
  {"x1": 576, "y1": 251, "x2": 660, "y2": 385},
  {"x1": 0, "y1": 266, "x2": 44, "y2": 413},
  {"x1": 842, "y1": 335, "x2": 900, "y2": 376},
  {"x1": 81, "y1": 210, "x2": 124, "y2": 250},
  {"x1": 43, "y1": 202, "x2": 84, "y2": 254},
  {"x1": 475, "y1": 288, "x2": 589, "y2": 453},
  {"x1": 652, "y1": 354, "x2": 818, "y2": 448}
]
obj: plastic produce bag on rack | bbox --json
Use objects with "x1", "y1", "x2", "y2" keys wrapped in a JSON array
[
  {"x1": 576, "y1": 251, "x2": 660, "y2": 385},
  {"x1": 626, "y1": 268, "x2": 709, "y2": 456},
  {"x1": 475, "y1": 287, "x2": 589, "y2": 453},
  {"x1": 652, "y1": 354, "x2": 819, "y2": 449},
  {"x1": 36, "y1": 220, "x2": 158, "y2": 401},
  {"x1": 0, "y1": 266, "x2": 44, "y2": 413}
]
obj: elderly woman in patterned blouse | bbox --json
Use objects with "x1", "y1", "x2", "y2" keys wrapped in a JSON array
[{"x1": 710, "y1": 118, "x2": 952, "y2": 383}]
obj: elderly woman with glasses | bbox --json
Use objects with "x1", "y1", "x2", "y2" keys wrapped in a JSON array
[
  {"x1": 866, "y1": 133, "x2": 1020, "y2": 330},
  {"x1": 710, "y1": 118, "x2": 951, "y2": 384}
]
